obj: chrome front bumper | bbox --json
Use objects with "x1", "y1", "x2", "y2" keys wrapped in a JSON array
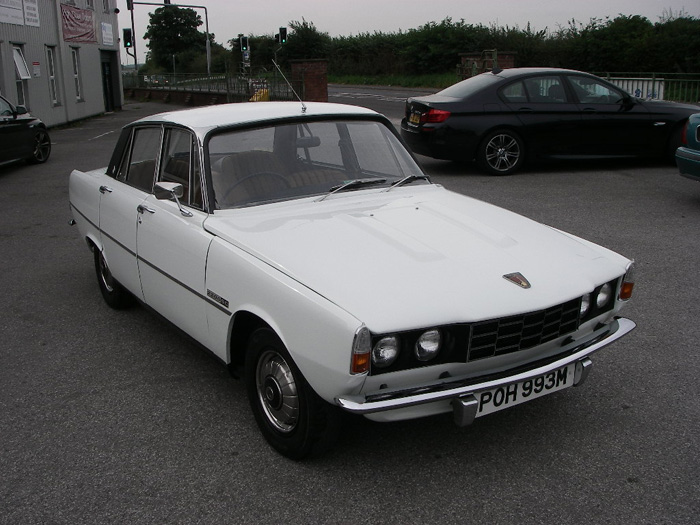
[{"x1": 336, "y1": 317, "x2": 635, "y2": 426}]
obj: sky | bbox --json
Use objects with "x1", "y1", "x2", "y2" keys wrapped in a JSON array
[{"x1": 118, "y1": 0, "x2": 699, "y2": 63}]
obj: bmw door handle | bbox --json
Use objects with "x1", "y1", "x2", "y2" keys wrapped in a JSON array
[
  {"x1": 99, "y1": 185, "x2": 113, "y2": 194},
  {"x1": 137, "y1": 204, "x2": 156, "y2": 214}
]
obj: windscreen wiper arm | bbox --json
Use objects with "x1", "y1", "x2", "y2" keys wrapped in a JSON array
[
  {"x1": 316, "y1": 178, "x2": 387, "y2": 201},
  {"x1": 385, "y1": 174, "x2": 431, "y2": 191}
]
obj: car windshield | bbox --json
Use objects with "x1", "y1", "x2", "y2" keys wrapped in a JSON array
[
  {"x1": 208, "y1": 119, "x2": 427, "y2": 208},
  {"x1": 437, "y1": 72, "x2": 502, "y2": 99}
]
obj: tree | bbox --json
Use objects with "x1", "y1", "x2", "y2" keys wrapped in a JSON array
[{"x1": 142, "y1": 6, "x2": 205, "y2": 72}]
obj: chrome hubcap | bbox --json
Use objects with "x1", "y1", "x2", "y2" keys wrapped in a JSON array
[
  {"x1": 256, "y1": 350, "x2": 299, "y2": 433},
  {"x1": 98, "y1": 253, "x2": 115, "y2": 293}
]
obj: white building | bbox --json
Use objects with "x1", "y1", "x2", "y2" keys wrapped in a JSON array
[{"x1": 0, "y1": 0, "x2": 123, "y2": 127}]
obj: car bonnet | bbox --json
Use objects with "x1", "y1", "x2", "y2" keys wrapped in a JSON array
[{"x1": 204, "y1": 185, "x2": 630, "y2": 333}]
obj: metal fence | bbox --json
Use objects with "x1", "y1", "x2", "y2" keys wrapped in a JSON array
[
  {"x1": 122, "y1": 73, "x2": 298, "y2": 102},
  {"x1": 597, "y1": 72, "x2": 700, "y2": 103}
]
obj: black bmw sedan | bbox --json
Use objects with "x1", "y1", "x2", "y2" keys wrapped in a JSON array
[
  {"x1": 0, "y1": 94, "x2": 51, "y2": 166},
  {"x1": 400, "y1": 68, "x2": 698, "y2": 175}
]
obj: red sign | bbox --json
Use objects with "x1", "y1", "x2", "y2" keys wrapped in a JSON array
[{"x1": 61, "y1": 4, "x2": 96, "y2": 43}]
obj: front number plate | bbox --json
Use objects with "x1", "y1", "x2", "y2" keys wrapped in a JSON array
[{"x1": 476, "y1": 364, "x2": 574, "y2": 418}]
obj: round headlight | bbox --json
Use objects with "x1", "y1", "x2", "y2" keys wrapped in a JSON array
[
  {"x1": 415, "y1": 329, "x2": 441, "y2": 362},
  {"x1": 580, "y1": 293, "x2": 591, "y2": 317},
  {"x1": 596, "y1": 283, "x2": 612, "y2": 308},
  {"x1": 372, "y1": 336, "x2": 399, "y2": 368}
]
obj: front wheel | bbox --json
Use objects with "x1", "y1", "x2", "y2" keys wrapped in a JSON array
[
  {"x1": 94, "y1": 248, "x2": 133, "y2": 309},
  {"x1": 477, "y1": 130, "x2": 524, "y2": 175},
  {"x1": 245, "y1": 328, "x2": 340, "y2": 459},
  {"x1": 26, "y1": 129, "x2": 51, "y2": 164}
]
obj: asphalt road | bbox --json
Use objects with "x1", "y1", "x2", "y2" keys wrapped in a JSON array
[{"x1": 1, "y1": 95, "x2": 699, "y2": 524}]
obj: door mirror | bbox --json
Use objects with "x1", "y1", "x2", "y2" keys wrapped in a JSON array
[
  {"x1": 14, "y1": 105, "x2": 28, "y2": 116},
  {"x1": 154, "y1": 181, "x2": 184, "y2": 200},
  {"x1": 154, "y1": 181, "x2": 192, "y2": 217}
]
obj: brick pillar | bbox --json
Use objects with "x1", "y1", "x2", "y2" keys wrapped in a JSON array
[{"x1": 290, "y1": 59, "x2": 328, "y2": 102}]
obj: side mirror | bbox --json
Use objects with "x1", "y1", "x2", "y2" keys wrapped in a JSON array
[
  {"x1": 14, "y1": 105, "x2": 28, "y2": 116},
  {"x1": 154, "y1": 181, "x2": 184, "y2": 200},
  {"x1": 154, "y1": 181, "x2": 193, "y2": 217}
]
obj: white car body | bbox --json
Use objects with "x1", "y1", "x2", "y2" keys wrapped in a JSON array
[{"x1": 69, "y1": 102, "x2": 635, "y2": 458}]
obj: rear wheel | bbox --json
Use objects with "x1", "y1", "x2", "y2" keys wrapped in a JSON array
[
  {"x1": 477, "y1": 130, "x2": 524, "y2": 175},
  {"x1": 94, "y1": 248, "x2": 133, "y2": 309},
  {"x1": 245, "y1": 327, "x2": 340, "y2": 459},
  {"x1": 26, "y1": 129, "x2": 51, "y2": 164}
]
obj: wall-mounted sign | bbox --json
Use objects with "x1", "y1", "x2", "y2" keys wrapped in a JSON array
[{"x1": 61, "y1": 3, "x2": 97, "y2": 43}]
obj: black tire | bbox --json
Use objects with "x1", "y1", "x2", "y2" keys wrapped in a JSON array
[
  {"x1": 666, "y1": 124, "x2": 684, "y2": 162},
  {"x1": 94, "y1": 248, "x2": 133, "y2": 309},
  {"x1": 26, "y1": 129, "x2": 51, "y2": 164},
  {"x1": 477, "y1": 129, "x2": 524, "y2": 175},
  {"x1": 245, "y1": 327, "x2": 341, "y2": 459}
]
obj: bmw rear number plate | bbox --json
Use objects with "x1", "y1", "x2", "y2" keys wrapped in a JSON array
[
  {"x1": 409, "y1": 112, "x2": 421, "y2": 125},
  {"x1": 476, "y1": 364, "x2": 574, "y2": 417}
]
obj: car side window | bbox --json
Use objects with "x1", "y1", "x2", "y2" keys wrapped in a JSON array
[
  {"x1": 568, "y1": 76, "x2": 623, "y2": 104},
  {"x1": 501, "y1": 81, "x2": 527, "y2": 103},
  {"x1": 158, "y1": 128, "x2": 203, "y2": 210},
  {"x1": 125, "y1": 127, "x2": 162, "y2": 192},
  {"x1": 524, "y1": 77, "x2": 568, "y2": 103}
]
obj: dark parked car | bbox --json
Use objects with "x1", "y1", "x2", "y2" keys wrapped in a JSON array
[
  {"x1": 675, "y1": 112, "x2": 700, "y2": 182},
  {"x1": 401, "y1": 68, "x2": 698, "y2": 175},
  {"x1": 0, "y1": 94, "x2": 51, "y2": 166}
]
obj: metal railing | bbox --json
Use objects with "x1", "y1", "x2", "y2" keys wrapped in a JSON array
[
  {"x1": 122, "y1": 73, "x2": 297, "y2": 102},
  {"x1": 596, "y1": 72, "x2": 700, "y2": 103}
]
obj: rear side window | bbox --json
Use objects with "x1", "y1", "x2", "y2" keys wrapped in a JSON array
[{"x1": 501, "y1": 76, "x2": 568, "y2": 103}]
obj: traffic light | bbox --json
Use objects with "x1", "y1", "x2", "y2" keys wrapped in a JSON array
[
  {"x1": 123, "y1": 28, "x2": 133, "y2": 48},
  {"x1": 126, "y1": 0, "x2": 133, "y2": 10},
  {"x1": 279, "y1": 27, "x2": 287, "y2": 44},
  {"x1": 240, "y1": 36, "x2": 249, "y2": 52},
  {"x1": 164, "y1": 0, "x2": 171, "y2": 4}
]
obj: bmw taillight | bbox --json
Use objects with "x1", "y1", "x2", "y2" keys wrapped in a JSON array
[{"x1": 421, "y1": 109, "x2": 451, "y2": 124}]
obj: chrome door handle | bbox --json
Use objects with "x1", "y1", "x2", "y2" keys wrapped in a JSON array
[
  {"x1": 99, "y1": 185, "x2": 113, "y2": 194},
  {"x1": 137, "y1": 204, "x2": 156, "y2": 214}
]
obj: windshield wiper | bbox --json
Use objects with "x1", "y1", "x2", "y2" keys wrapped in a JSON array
[
  {"x1": 316, "y1": 178, "x2": 387, "y2": 201},
  {"x1": 385, "y1": 174, "x2": 431, "y2": 191}
]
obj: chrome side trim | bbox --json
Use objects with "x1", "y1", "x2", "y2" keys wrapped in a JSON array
[{"x1": 335, "y1": 317, "x2": 635, "y2": 415}]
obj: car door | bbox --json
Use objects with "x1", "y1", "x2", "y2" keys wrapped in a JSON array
[
  {"x1": 136, "y1": 127, "x2": 213, "y2": 345},
  {"x1": 500, "y1": 75, "x2": 583, "y2": 157},
  {"x1": 566, "y1": 74, "x2": 652, "y2": 156},
  {"x1": 0, "y1": 96, "x2": 25, "y2": 161},
  {"x1": 98, "y1": 126, "x2": 162, "y2": 301}
]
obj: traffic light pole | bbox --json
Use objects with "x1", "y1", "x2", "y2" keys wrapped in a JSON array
[{"x1": 131, "y1": 1, "x2": 211, "y2": 77}]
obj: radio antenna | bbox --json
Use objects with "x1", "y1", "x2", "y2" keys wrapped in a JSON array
[{"x1": 273, "y1": 60, "x2": 306, "y2": 113}]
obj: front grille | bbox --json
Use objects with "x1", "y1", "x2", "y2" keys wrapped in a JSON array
[{"x1": 467, "y1": 298, "x2": 581, "y2": 361}]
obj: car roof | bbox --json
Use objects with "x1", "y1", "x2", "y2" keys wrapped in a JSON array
[
  {"x1": 491, "y1": 67, "x2": 593, "y2": 78},
  {"x1": 131, "y1": 101, "x2": 381, "y2": 136}
]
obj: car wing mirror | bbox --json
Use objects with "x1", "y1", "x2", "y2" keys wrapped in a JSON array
[
  {"x1": 154, "y1": 181, "x2": 193, "y2": 217},
  {"x1": 14, "y1": 105, "x2": 28, "y2": 116}
]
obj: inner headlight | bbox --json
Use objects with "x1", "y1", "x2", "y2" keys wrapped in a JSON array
[
  {"x1": 596, "y1": 283, "x2": 612, "y2": 308},
  {"x1": 415, "y1": 329, "x2": 441, "y2": 361},
  {"x1": 372, "y1": 336, "x2": 399, "y2": 368},
  {"x1": 580, "y1": 293, "x2": 591, "y2": 317}
]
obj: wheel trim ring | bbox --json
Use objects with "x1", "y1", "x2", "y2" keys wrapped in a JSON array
[
  {"x1": 485, "y1": 134, "x2": 520, "y2": 171},
  {"x1": 98, "y1": 253, "x2": 115, "y2": 293},
  {"x1": 256, "y1": 350, "x2": 299, "y2": 433}
]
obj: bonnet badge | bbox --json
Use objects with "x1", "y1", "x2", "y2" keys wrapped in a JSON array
[{"x1": 503, "y1": 272, "x2": 531, "y2": 289}]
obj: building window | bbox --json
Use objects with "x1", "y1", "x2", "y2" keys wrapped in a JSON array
[
  {"x1": 46, "y1": 47, "x2": 60, "y2": 106},
  {"x1": 103, "y1": 0, "x2": 110, "y2": 12},
  {"x1": 12, "y1": 46, "x2": 30, "y2": 107},
  {"x1": 86, "y1": 0, "x2": 95, "y2": 9},
  {"x1": 71, "y1": 48, "x2": 83, "y2": 101}
]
